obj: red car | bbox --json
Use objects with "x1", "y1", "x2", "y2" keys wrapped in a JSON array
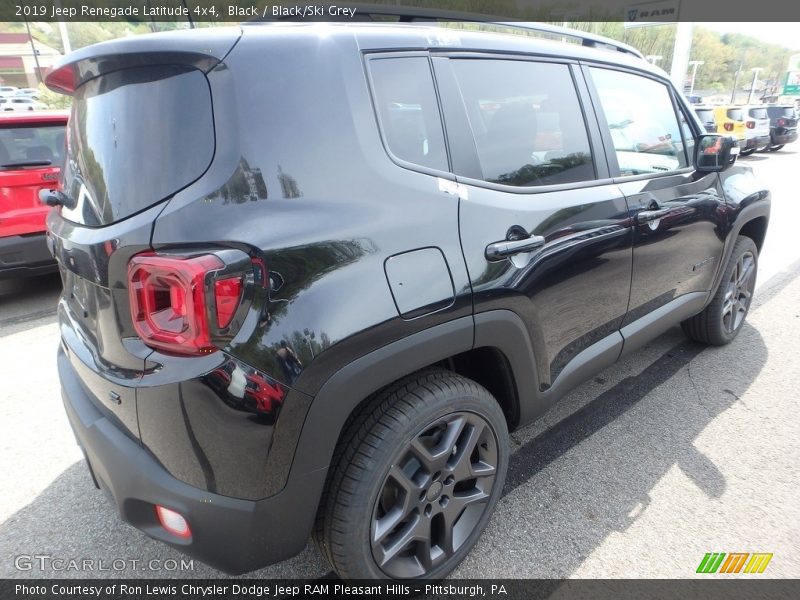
[{"x1": 0, "y1": 111, "x2": 68, "y2": 278}]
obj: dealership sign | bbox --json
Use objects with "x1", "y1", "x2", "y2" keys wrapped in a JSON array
[
  {"x1": 624, "y1": 0, "x2": 680, "y2": 27},
  {"x1": 784, "y1": 54, "x2": 800, "y2": 96}
]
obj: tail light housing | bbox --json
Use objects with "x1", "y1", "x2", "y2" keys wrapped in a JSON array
[
  {"x1": 724, "y1": 122, "x2": 734, "y2": 131},
  {"x1": 777, "y1": 118, "x2": 786, "y2": 127},
  {"x1": 128, "y1": 250, "x2": 253, "y2": 356},
  {"x1": 746, "y1": 120, "x2": 755, "y2": 129}
]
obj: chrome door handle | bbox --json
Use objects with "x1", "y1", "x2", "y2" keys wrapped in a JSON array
[
  {"x1": 485, "y1": 235, "x2": 545, "y2": 261},
  {"x1": 636, "y1": 208, "x2": 670, "y2": 223}
]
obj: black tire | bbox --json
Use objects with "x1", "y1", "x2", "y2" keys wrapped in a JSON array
[
  {"x1": 769, "y1": 144, "x2": 785, "y2": 152},
  {"x1": 681, "y1": 236, "x2": 758, "y2": 346},
  {"x1": 740, "y1": 148, "x2": 756, "y2": 156},
  {"x1": 314, "y1": 369, "x2": 509, "y2": 580}
]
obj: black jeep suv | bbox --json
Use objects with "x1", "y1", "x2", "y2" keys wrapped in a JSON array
[{"x1": 45, "y1": 21, "x2": 769, "y2": 580}]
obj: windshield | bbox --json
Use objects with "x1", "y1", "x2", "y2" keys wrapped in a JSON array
[
  {"x1": 0, "y1": 124, "x2": 66, "y2": 168},
  {"x1": 61, "y1": 64, "x2": 214, "y2": 226}
]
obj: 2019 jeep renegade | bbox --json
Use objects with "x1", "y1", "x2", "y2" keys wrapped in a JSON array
[{"x1": 45, "y1": 20, "x2": 769, "y2": 580}]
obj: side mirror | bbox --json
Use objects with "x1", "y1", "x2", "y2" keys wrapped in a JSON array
[{"x1": 695, "y1": 134, "x2": 739, "y2": 172}]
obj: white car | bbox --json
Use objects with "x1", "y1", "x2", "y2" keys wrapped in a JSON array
[
  {"x1": 13, "y1": 88, "x2": 40, "y2": 100},
  {"x1": 0, "y1": 85, "x2": 19, "y2": 97},
  {"x1": 0, "y1": 97, "x2": 47, "y2": 111}
]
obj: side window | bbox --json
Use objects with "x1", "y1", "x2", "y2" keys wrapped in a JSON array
[
  {"x1": 590, "y1": 68, "x2": 688, "y2": 176},
  {"x1": 368, "y1": 56, "x2": 448, "y2": 172},
  {"x1": 450, "y1": 59, "x2": 594, "y2": 187}
]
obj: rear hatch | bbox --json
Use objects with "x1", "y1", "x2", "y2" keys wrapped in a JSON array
[
  {"x1": 725, "y1": 107, "x2": 747, "y2": 140},
  {"x1": 0, "y1": 115, "x2": 66, "y2": 238},
  {"x1": 769, "y1": 106, "x2": 797, "y2": 129},
  {"x1": 46, "y1": 28, "x2": 241, "y2": 439},
  {"x1": 746, "y1": 107, "x2": 770, "y2": 138}
]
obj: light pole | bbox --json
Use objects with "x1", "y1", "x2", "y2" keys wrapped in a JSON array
[
  {"x1": 748, "y1": 67, "x2": 763, "y2": 104},
  {"x1": 646, "y1": 55, "x2": 663, "y2": 65},
  {"x1": 688, "y1": 60, "x2": 705, "y2": 95}
]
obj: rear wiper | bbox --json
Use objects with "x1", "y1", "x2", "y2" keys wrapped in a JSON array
[
  {"x1": 0, "y1": 160, "x2": 52, "y2": 169},
  {"x1": 39, "y1": 188, "x2": 76, "y2": 210}
]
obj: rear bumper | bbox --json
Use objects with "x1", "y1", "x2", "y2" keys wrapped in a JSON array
[
  {"x1": 58, "y1": 347, "x2": 326, "y2": 574},
  {"x1": 744, "y1": 135, "x2": 771, "y2": 151},
  {"x1": 0, "y1": 232, "x2": 57, "y2": 279},
  {"x1": 771, "y1": 129, "x2": 798, "y2": 145}
]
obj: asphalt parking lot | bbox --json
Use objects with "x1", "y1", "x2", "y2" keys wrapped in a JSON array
[{"x1": 1, "y1": 150, "x2": 799, "y2": 579}]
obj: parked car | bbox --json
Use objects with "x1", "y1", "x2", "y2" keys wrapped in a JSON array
[
  {"x1": 742, "y1": 105, "x2": 772, "y2": 155},
  {"x1": 0, "y1": 85, "x2": 19, "y2": 97},
  {"x1": 0, "y1": 96, "x2": 47, "y2": 112},
  {"x1": 712, "y1": 106, "x2": 747, "y2": 150},
  {"x1": 0, "y1": 111, "x2": 67, "y2": 278},
  {"x1": 44, "y1": 18, "x2": 769, "y2": 580},
  {"x1": 765, "y1": 104, "x2": 798, "y2": 151},
  {"x1": 14, "y1": 88, "x2": 40, "y2": 100},
  {"x1": 693, "y1": 105, "x2": 718, "y2": 133}
]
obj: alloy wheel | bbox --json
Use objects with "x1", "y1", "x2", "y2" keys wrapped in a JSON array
[
  {"x1": 722, "y1": 251, "x2": 756, "y2": 334},
  {"x1": 370, "y1": 412, "x2": 499, "y2": 578}
]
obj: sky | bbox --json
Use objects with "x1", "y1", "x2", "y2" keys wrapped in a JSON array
[{"x1": 702, "y1": 23, "x2": 800, "y2": 52}]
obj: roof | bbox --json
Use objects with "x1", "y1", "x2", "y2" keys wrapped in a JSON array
[
  {"x1": 242, "y1": 22, "x2": 660, "y2": 75},
  {"x1": 0, "y1": 111, "x2": 69, "y2": 126}
]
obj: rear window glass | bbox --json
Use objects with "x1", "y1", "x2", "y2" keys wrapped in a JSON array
[
  {"x1": 748, "y1": 108, "x2": 768, "y2": 119},
  {"x1": 695, "y1": 109, "x2": 714, "y2": 121},
  {"x1": 768, "y1": 106, "x2": 796, "y2": 118},
  {"x1": 727, "y1": 109, "x2": 744, "y2": 121},
  {"x1": 0, "y1": 124, "x2": 66, "y2": 169},
  {"x1": 368, "y1": 57, "x2": 448, "y2": 172},
  {"x1": 61, "y1": 65, "x2": 214, "y2": 226}
]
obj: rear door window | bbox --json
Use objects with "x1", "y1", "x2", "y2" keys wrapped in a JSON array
[
  {"x1": 367, "y1": 56, "x2": 448, "y2": 172},
  {"x1": 448, "y1": 59, "x2": 594, "y2": 187},
  {"x1": 748, "y1": 107, "x2": 768, "y2": 119},
  {"x1": 590, "y1": 67, "x2": 688, "y2": 176},
  {"x1": 61, "y1": 65, "x2": 214, "y2": 226}
]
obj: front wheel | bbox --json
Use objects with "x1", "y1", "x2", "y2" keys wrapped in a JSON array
[
  {"x1": 740, "y1": 147, "x2": 756, "y2": 156},
  {"x1": 681, "y1": 236, "x2": 758, "y2": 345},
  {"x1": 314, "y1": 370, "x2": 509, "y2": 580},
  {"x1": 769, "y1": 144, "x2": 785, "y2": 152}
]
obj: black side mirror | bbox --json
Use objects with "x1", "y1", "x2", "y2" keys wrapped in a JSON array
[{"x1": 695, "y1": 134, "x2": 739, "y2": 172}]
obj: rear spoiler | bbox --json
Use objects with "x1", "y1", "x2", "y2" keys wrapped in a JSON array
[{"x1": 45, "y1": 26, "x2": 242, "y2": 95}]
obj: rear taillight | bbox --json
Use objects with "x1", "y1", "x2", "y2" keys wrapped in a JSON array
[
  {"x1": 746, "y1": 121, "x2": 755, "y2": 129},
  {"x1": 128, "y1": 252, "x2": 250, "y2": 356},
  {"x1": 214, "y1": 277, "x2": 243, "y2": 329},
  {"x1": 778, "y1": 118, "x2": 786, "y2": 127},
  {"x1": 724, "y1": 122, "x2": 734, "y2": 131}
]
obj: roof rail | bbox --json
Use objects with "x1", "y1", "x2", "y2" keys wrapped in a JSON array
[{"x1": 253, "y1": 3, "x2": 645, "y2": 60}]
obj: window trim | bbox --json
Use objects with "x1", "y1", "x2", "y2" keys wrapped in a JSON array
[
  {"x1": 433, "y1": 52, "x2": 604, "y2": 194},
  {"x1": 582, "y1": 62, "x2": 696, "y2": 183},
  {"x1": 362, "y1": 51, "x2": 455, "y2": 181}
]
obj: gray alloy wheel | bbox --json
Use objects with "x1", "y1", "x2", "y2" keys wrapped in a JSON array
[
  {"x1": 314, "y1": 369, "x2": 508, "y2": 580},
  {"x1": 370, "y1": 411, "x2": 499, "y2": 578},
  {"x1": 681, "y1": 235, "x2": 758, "y2": 346}
]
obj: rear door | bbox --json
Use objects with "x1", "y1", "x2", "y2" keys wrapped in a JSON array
[
  {"x1": 436, "y1": 55, "x2": 633, "y2": 404},
  {"x1": 585, "y1": 65, "x2": 727, "y2": 333},
  {"x1": 0, "y1": 118, "x2": 65, "y2": 238}
]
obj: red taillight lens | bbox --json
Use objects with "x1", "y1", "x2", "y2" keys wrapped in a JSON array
[
  {"x1": 724, "y1": 122, "x2": 734, "y2": 131},
  {"x1": 778, "y1": 118, "x2": 786, "y2": 127},
  {"x1": 214, "y1": 276, "x2": 243, "y2": 329},
  {"x1": 746, "y1": 120, "x2": 755, "y2": 129},
  {"x1": 128, "y1": 254, "x2": 223, "y2": 356}
]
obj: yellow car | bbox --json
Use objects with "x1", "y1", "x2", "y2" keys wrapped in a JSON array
[{"x1": 713, "y1": 106, "x2": 747, "y2": 144}]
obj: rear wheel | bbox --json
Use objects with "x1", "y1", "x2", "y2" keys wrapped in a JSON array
[
  {"x1": 315, "y1": 369, "x2": 508, "y2": 580},
  {"x1": 769, "y1": 144, "x2": 785, "y2": 152},
  {"x1": 681, "y1": 236, "x2": 758, "y2": 346},
  {"x1": 740, "y1": 147, "x2": 756, "y2": 156}
]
